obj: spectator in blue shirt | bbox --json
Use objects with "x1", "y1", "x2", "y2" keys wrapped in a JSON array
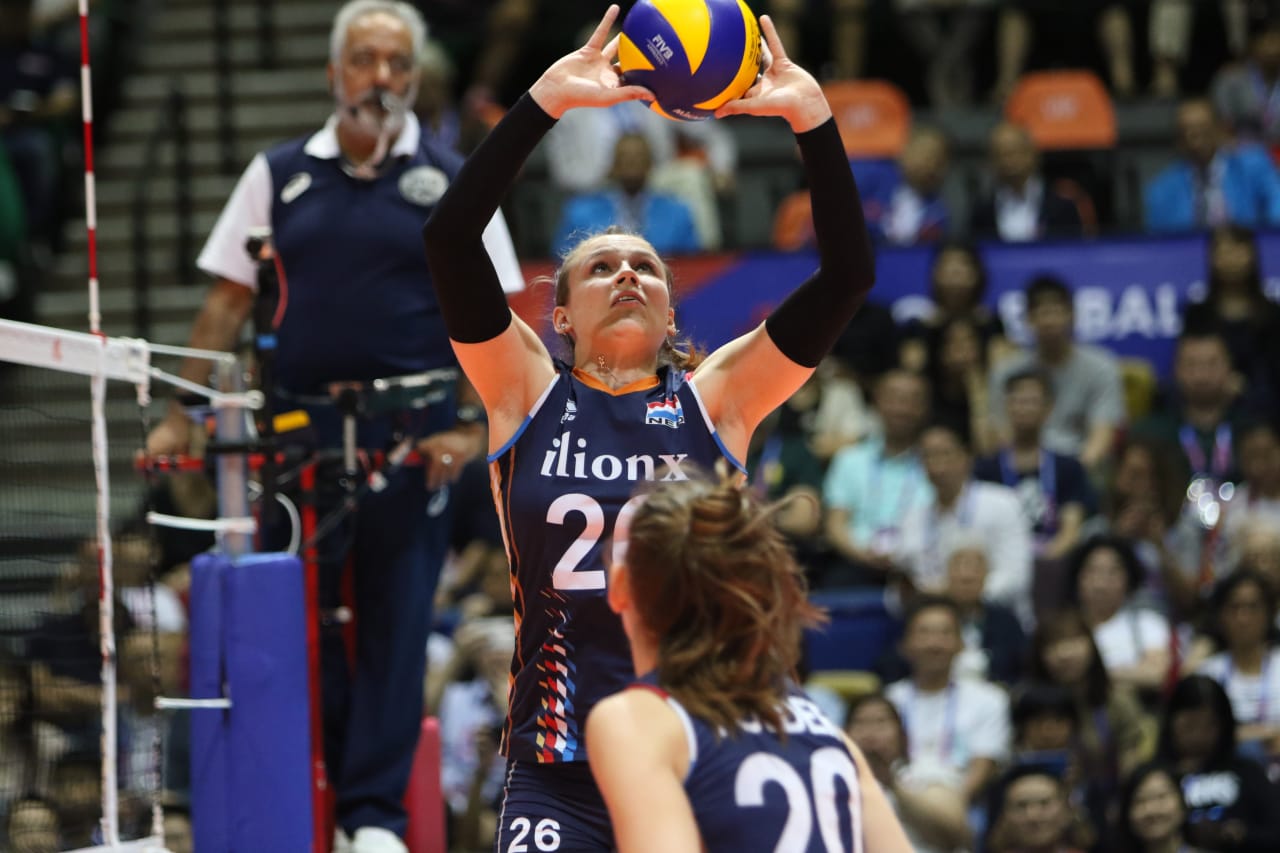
[
  {"x1": 551, "y1": 132, "x2": 700, "y2": 258},
  {"x1": 1145, "y1": 98, "x2": 1280, "y2": 233}
]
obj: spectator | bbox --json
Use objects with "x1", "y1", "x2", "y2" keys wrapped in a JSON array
[
  {"x1": 926, "y1": 317, "x2": 998, "y2": 455},
  {"x1": 984, "y1": 764, "x2": 1091, "y2": 853},
  {"x1": 1067, "y1": 535, "x2": 1172, "y2": 695},
  {"x1": 1144, "y1": 98, "x2": 1280, "y2": 233},
  {"x1": 1149, "y1": 0, "x2": 1258, "y2": 97},
  {"x1": 432, "y1": 617, "x2": 510, "y2": 852},
  {"x1": 989, "y1": 275, "x2": 1126, "y2": 473},
  {"x1": 160, "y1": 797, "x2": 194, "y2": 853},
  {"x1": 1238, "y1": 522, "x2": 1280, "y2": 598},
  {"x1": 975, "y1": 368, "x2": 1094, "y2": 560},
  {"x1": 894, "y1": 0, "x2": 991, "y2": 108},
  {"x1": 1091, "y1": 435, "x2": 1200, "y2": 617},
  {"x1": 0, "y1": 0, "x2": 76, "y2": 247},
  {"x1": 543, "y1": 98, "x2": 736, "y2": 195},
  {"x1": 1219, "y1": 423, "x2": 1280, "y2": 560},
  {"x1": 1134, "y1": 331, "x2": 1248, "y2": 497},
  {"x1": 860, "y1": 127, "x2": 952, "y2": 245},
  {"x1": 1196, "y1": 570, "x2": 1280, "y2": 755},
  {"x1": 1182, "y1": 225, "x2": 1280, "y2": 417},
  {"x1": 48, "y1": 749, "x2": 101, "y2": 848},
  {"x1": 551, "y1": 132, "x2": 701, "y2": 257},
  {"x1": 6, "y1": 796, "x2": 60, "y2": 853},
  {"x1": 1115, "y1": 762, "x2": 1198, "y2": 853},
  {"x1": 885, "y1": 595, "x2": 1012, "y2": 805},
  {"x1": 648, "y1": 130, "x2": 725, "y2": 251},
  {"x1": 897, "y1": 421, "x2": 1033, "y2": 622},
  {"x1": 768, "y1": 0, "x2": 868, "y2": 80},
  {"x1": 1212, "y1": 22, "x2": 1280, "y2": 151},
  {"x1": 877, "y1": 536, "x2": 1026, "y2": 686},
  {"x1": 845, "y1": 693, "x2": 973, "y2": 853},
  {"x1": 413, "y1": 38, "x2": 465, "y2": 152},
  {"x1": 1157, "y1": 674, "x2": 1280, "y2": 850},
  {"x1": 823, "y1": 369, "x2": 934, "y2": 586},
  {"x1": 0, "y1": 657, "x2": 31, "y2": 817},
  {"x1": 970, "y1": 123, "x2": 1084, "y2": 242},
  {"x1": 900, "y1": 242, "x2": 1010, "y2": 374},
  {"x1": 991, "y1": 1, "x2": 1135, "y2": 101},
  {"x1": 1031, "y1": 609, "x2": 1156, "y2": 805}
]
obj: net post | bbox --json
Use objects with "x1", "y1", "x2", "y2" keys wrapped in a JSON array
[{"x1": 215, "y1": 359, "x2": 252, "y2": 557}]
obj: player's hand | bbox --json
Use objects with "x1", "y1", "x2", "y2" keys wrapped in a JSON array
[
  {"x1": 528, "y1": 4, "x2": 653, "y2": 119},
  {"x1": 416, "y1": 426, "x2": 484, "y2": 492},
  {"x1": 714, "y1": 15, "x2": 830, "y2": 133},
  {"x1": 143, "y1": 411, "x2": 192, "y2": 458}
]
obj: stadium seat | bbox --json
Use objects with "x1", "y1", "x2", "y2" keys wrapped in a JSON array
[
  {"x1": 1004, "y1": 71, "x2": 1117, "y2": 152},
  {"x1": 803, "y1": 588, "x2": 899, "y2": 674},
  {"x1": 821, "y1": 80, "x2": 912, "y2": 160}
]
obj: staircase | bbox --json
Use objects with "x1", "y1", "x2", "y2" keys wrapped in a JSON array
[{"x1": 1, "y1": 0, "x2": 337, "y2": 599}]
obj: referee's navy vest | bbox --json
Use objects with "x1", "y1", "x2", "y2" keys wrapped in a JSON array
[{"x1": 264, "y1": 131, "x2": 465, "y2": 393}]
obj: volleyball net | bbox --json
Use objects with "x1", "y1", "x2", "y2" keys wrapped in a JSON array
[{"x1": 0, "y1": 317, "x2": 259, "y2": 853}]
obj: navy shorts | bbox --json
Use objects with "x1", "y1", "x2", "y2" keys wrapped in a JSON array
[{"x1": 495, "y1": 761, "x2": 614, "y2": 853}]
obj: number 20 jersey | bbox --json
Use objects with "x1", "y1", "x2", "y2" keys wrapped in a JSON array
[
  {"x1": 489, "y1": 364, "x2": 739, "y2": 764},
  {"x1": 638, "y1": 681, "x2": 866, "y2": 853}
]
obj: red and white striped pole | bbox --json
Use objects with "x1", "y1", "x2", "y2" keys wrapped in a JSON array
[{"x1": 78, "y1": 0, "x2": 121, "y2": 847}]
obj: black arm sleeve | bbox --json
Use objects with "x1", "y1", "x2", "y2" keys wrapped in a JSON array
[
  {"x1": 763, "y1": 117, "x2": 875, "y2": 368},
  {"x1": 422, "y1": 92, "x2": 557, "y2": 343}
]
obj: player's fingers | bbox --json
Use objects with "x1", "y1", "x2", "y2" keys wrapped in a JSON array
[
  {"x1": 603, "y1": 34, "x2": 621, "y2": 63},
  {"x1": 759, "y1": 15, "x2": 787, "y2": 63},
  {"x1": 587, "y1": 4, "x2": 620, "y2": 51},
  {"x1": 611, "y1": 83, "x2": 655, "y2": 103}
]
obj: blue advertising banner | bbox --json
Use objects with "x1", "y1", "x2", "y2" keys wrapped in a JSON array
[{"x1": 673, "y1": 231, "x2": 1280, "y2": 378}]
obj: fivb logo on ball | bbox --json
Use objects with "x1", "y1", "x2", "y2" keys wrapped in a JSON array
[{"x1": 619, "y1": 0, "x2": 762, "y2": 121}]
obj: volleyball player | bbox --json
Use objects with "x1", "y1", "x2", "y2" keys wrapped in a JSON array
[
  {"x1": 423, "y1": 7, "x2": 876, "y2": 850},
  {"x1": 586, "y1": 473, "x2": 911, "y2": 852}
]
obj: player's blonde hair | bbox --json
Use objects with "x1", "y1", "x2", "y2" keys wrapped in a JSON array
[
  {"x1": 551, "y1": 228, "x2": 704, "y2": 372},
  {"x1": 624, "y1": 471, "x2": 825, "y2": 735}
]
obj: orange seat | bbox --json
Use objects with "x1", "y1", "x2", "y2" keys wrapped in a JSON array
[
  {"x1": 1005, "y1": 71, "x2": 1117, "y2": 151},
  {"x1": 821, "y1": 80, "x2": 912, "y2": 159}
]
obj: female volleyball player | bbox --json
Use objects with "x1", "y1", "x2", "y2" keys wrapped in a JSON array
[
  {"x1": 423, "y1": 6, "x2": 876, "y2": 850},
  {"x1": 586, "y1": 474, "x2": 911, "y2": 852}
]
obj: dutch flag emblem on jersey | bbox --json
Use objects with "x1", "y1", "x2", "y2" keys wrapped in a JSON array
[{"x1": 645, "y1": 395, "x2": 685, "y2": 428}]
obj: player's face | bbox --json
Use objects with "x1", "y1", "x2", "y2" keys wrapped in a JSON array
[
  {"x1": 1129, "y1": 771, "x2": 1184, "y2": 845},
  {"x1": 557, "y1": 236, "x2": 675, "y2": 356}
]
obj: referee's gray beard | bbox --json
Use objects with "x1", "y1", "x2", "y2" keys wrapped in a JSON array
[{"x1": 334, "y1": 80, "x2": 419, "y2": 147}]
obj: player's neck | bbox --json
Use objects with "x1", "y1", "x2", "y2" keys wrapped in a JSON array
[{"x1": 578, "y1": 350, "x2": 659, "y2": 390}]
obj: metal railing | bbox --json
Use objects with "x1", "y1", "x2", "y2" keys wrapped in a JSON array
[{"x1": 130, "y1": 86, "x2": 193, "y2": 339}]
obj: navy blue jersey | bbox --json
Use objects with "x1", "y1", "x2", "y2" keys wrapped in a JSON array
[
  {"x1": 640, "y1": 682, "x2": 866, "y2": 853},
  {"x1": 490, "y1": 364, "x2": 741, "y2": 764},
  {"x1": 264, "y1": 134, "x2": 465, "y2": 392}
]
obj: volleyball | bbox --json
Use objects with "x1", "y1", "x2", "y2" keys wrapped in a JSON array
[{"x1": 618, "y1": 0, "x2": 762, "y2": 121}]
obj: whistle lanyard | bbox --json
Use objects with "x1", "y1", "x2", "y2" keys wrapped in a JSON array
[
  {"x1": 998, "y1": 449, "x2": 1057, "y2": 530},
  {"x1": 1224, "y1": 652, "x2": 1273, "y2": 724},
  {"x1": 1179, "y1": 423, "x2": 1233, "y2": 481}
]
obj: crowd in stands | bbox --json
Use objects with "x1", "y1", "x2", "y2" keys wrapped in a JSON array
[{"x1": 3, "y1": 1, "x2": 1280, "y2": 852}]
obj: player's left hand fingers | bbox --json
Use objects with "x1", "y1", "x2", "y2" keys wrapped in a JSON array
[{"x1": 586, "y1": 4, "x2": 621, "y2": 51}]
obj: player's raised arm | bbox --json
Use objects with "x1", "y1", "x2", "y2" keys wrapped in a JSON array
[
  {"x1": 691, "y1": 15, "x2": 874, "y2": 460},
  {"x1": 423, "y1": 5, "x2": 651, "y2": 448}
]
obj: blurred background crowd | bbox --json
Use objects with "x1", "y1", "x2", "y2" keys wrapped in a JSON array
[{"x1": 2, "y1": 0, "x2": 1280, "y2": 851}]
